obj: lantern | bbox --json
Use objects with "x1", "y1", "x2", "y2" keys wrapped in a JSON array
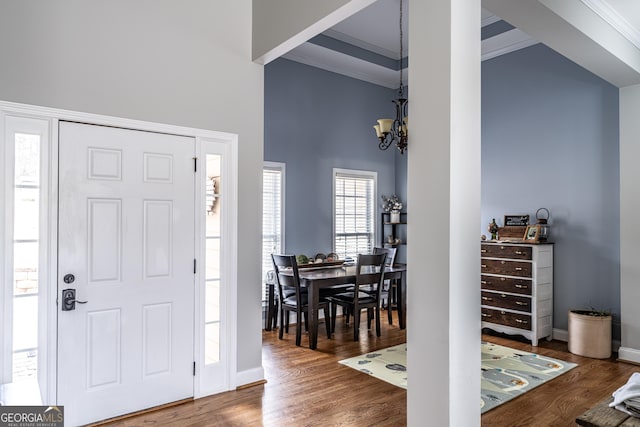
[{"x1": 536, "y1": 208, "x2": 550, "y2": 242}]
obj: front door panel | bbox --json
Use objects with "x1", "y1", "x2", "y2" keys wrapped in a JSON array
[{"x1": 57, "y1": 122, "x2": 195, "y2": 426}]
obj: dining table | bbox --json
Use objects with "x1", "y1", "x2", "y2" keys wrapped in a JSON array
[{"x1": 278, "y1": 263, "x2": 407, "y2": 350}]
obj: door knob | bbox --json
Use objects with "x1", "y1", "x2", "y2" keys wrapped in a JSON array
[{"x1": 62, "y1": 288, "x2": 87, "y2": 311}]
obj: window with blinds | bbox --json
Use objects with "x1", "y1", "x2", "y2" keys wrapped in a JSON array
[
  {"x1": 262, "y1": 163, "x2": 285, "y2": 301},
  {"x1": 333, "y1": 169, "x2": 376, "y2": 260}
]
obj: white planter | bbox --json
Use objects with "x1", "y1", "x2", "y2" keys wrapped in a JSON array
[
  {"x1": 568, "y1": 310, "x2": 612, "y2": 359},
  {"x1": 390, "y1": 211, "x2": 400, "y2": 223}
]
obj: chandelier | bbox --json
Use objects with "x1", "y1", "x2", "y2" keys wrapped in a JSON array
[{"x1": 373, "y1": 0, "x2": 408, "y2": 154}]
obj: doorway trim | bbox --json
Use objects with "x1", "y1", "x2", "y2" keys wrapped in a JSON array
[{"x1": 0, "y1": 100, "x2": 238, "y2": 406}]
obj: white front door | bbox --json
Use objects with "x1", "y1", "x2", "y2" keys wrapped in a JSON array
[{"x1": 57, "y1": 122, "x2": 195, "y2": 426}]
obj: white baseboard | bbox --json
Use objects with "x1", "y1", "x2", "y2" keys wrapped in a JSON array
[
  {"x1": 618, "y1": 347, "x2": 640, "y2": 364},
  {"x1": 235, "y1": 366, "x2": 265, "y2": 388},
  {"x1": 553, "y1": 328, "x2": 568, "y2": 342},
  {"x1": 553, "y1": 328, "x2": 622, "y2": 353}
]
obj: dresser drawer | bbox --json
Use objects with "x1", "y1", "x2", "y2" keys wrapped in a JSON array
[
  {"x1": 481, "y1": 291, "x2": 532, "y2": 313},
  {"x1": 481, "y1": 275, "x2": 532, "y2": 296},
  {"x1": 481, "y1": 244, "x2": 532, "y2": 260},
  {"x1": 481, "y1": 308, "x2": 532, "y2": 331},
  {"x1": 481, "y1": 259, "x2": 532, "y2": 277}
]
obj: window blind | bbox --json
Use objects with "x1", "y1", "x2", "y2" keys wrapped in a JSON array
[
  {"x1": 334, "y1": 170, "x2": 376, "y2": 260},
  {"x1": 262, "y1": 164, "x2": 284, "y2": 301}
]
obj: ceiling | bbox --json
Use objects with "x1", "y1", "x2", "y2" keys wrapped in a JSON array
[{"x1": 281, "y1": 0, "x2": 640, "y2": 89}]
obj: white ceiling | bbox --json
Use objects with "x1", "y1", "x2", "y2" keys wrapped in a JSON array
[
  {"x1": 281, "y1": 0, "x2": 640, "y2": 88},
  {"x1": 325, "y1": 1, "x2": 504, "y2": 60},
  {"x1": 325, "y1": 0, "x2": 410, "y2": 59}
]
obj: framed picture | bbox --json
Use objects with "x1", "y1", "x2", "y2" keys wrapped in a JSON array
[
  {"x1": 504, "y1": 214, "x2": 530, "y2": 227},
  {"x1": 523, "y1": 225, "x2": 541, "y2": 242}
]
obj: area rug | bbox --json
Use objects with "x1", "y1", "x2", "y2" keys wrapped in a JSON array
[{"x1": 338, "y1": 341, "x2": 577, "y2": 414}]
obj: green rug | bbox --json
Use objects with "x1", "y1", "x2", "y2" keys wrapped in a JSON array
[{"x1": 338, "y1": 341, "x2": 577, "y2": 413}]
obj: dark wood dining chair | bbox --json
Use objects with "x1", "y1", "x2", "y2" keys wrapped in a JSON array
[
  {"x1": 373, "y1": 246, "x2": 397, "y2": 325},
  {"x1": 328, "y1": 253, "x2": 386, "y2": 341},
  {"x1": 271, "y1": 254, "x2": 332, "y2": 346}
]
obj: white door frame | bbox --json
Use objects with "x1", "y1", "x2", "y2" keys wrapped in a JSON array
[{"x1": 0, "y1": 100, "x2": 238, "y2": 405}]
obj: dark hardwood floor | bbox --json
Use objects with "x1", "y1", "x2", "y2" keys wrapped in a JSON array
[{"x1": 102, "y1": 313, "x2": 638, "y2": 427}]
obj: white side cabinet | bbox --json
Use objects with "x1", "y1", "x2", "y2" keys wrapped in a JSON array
[{"x1": 480, "y1": 242, "x2": 554, "y2": 346}]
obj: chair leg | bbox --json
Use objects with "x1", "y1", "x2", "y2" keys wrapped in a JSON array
[
  {"x1": 375, "y1": 306, "x2": 381, "y2": 337},
  {"x1": 353, "y1": 308, "x2": 360, "y2": 341},
  {"x1": 278, "y1": 308, "x2": 285, "y2": 339},
  {"x1": 330, "y1": 303, "x2": 337, "y2": 333},
  {"x1": 367, "y1": 308, "x2": 373, "y2": 330},
  {"x1": 295, "y1": 310, "x2": 302, "y2": 346},
  {"x1": 388, "y1": 300, "x2": 393, "y2": 325},
  {"x1": 303, "y1": 311, "x2": 309, "y2": 331},
  {"x1": 344, "y1": 306, "x2": 350, "y2": 326},
  {"x1": 324, "y1": 306, "x2": 332, "y2": 338},
  {"x1": 285, "y1": 310, "x2": 290, "y2": 333}
]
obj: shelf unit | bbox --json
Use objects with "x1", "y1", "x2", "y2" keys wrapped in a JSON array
[{"x1": 380, "y1": 212, "x2": 407, "y2": 247}]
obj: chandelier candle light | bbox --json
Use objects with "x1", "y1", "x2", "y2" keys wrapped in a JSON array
[{"x1": 373, "y1": 0, "x2": 408, "y2": 154}]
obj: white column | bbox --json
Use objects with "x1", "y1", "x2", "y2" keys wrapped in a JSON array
[
  {"x1": 407, "y1": 0, "x2": 481, "y2": 426},
  {"x1": 619, "y1": 84, "x2": 640, "y2": 364}
]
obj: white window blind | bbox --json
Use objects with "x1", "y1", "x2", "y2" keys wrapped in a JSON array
[
  {"x1": 262, "y1": 163, "x2": 284, "y2": 301},
  {"x1": 334, "y1": 169, "x2": 376, "y2": 260}
]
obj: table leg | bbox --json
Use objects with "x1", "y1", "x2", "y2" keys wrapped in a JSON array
[
  {"x1": 398, "y1": 273, "x2": 406, "y2": 329},
  {"x1": 308, "y1": 283, "x2": 319, "y2": 349}
]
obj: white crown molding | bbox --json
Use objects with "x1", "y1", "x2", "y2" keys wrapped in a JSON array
[
  {"x1": 282, "y1": 29, "x2": 538, "y2": 88},
  {"x1": 580, "y1": 0, "x2": 640, "y2": 50},
  {"x1": 481, "y1": 28, "x2": 539, "y2": 61},
  {"x1": 323, "y1": 28, "x2": 400, "y2": 60},
  {"x1": 283, "y1": 42, "x2": 404, "y2": 88},
  {"x1": 481, "y1": 13, "x2": 501, "y2": 27}
]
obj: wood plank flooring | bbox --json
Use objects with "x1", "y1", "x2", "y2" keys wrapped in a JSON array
[{"x1": 101, "y1": 313, "x2": 639, "y2": 427}]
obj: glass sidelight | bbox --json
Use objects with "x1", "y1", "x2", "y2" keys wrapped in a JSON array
[
  {"x1": 12, "y1": 132, "x2": 40, "y2": 381},
  {"x1": 204, "y1": 154, "x2": 222, "y2": 364},
  {"x1": 2, "y1": 115, "x2": 49, "y2": 390}
]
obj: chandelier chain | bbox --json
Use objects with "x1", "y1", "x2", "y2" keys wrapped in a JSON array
[{"x1": 399, "y1": 0, "x2": 404, "y2": 96}]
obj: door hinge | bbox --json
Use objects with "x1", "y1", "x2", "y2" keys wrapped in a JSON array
[
  {"x1": 193, "y1": 259, "x2": 197, "y2": 274},
  {"x1": 193, "y1": 157, "x2": 197, "y2": 172},
  {"x1": 193, "y1": 361, "x2": 196, "y2": 376}
]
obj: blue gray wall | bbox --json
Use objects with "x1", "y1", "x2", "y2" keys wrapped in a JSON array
[
  {"x1": 482, "y1": 44, "x2": 620, "y2": 337},
  {"x1": 265, "y1": 44, "x2": 620, "y2": 337},
  {"x1": 264, "y1": 58, "x2": 403, "y2": 259}
]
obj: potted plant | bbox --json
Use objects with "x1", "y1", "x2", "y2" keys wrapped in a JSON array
[
  {"x1": 568, "y1": 308, "x2": 612, "y2": 359},
  {"x1": 381, "y1": 195, "x2": 403, "y2": 223}
]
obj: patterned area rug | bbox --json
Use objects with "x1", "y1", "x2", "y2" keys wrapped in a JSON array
[{"x1": 338, "y1": 341, "x2": 577, "y2": 414}]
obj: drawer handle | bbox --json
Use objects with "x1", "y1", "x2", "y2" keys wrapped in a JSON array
[
  {"x1": 514, "y1": 251, "x2": 523, "y2": 255},
  {"x1": 515, "y1": 319, "x2": 529, "y2": 324},
  {"x1": 481, "y1": 249, "x2": 487, "y2": 253},
  {"x1": 481, "y1": 280, "x2": 487, "y2": 284},
  {"x1": 500, "y1": 294, "x2": 507, "y2": 298},
  {"x1": 481, "y1": 313, "x2": 492, "y2": 318},
  {"x1": 514, "y1": 284, "x2": 528, "y2": 289},
  {"x1": 500, "y1": 277, "x2": 506, "y2": 281},
  {"x1": 500, "y1": 246, "x2": 505, "y2": 249},
  {"x1": 481, "y1": 264, "x2": 487, "y2": 268},
  {"x1": 481, "y1": 296, "x2": 493, "y2": 301},
  {"x1": 515, "y1": 267, "x2": 523, "y2": 271},
  {"x1": 500, "y1": 261, "x2": 506, "y2": 265},
  {"x1": 515, "y1": 301, "x2": 528, "y2": 306}
]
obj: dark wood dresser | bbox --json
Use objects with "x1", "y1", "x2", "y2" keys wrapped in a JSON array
[{"x1": 481, "y1": 242, "x2": 554, "y2": 346}]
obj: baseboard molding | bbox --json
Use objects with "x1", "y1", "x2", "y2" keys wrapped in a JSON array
[
  {"x1": 618, "y1": 347, "x2": 640, "y2": 364},
  {"x1": 235, "y1": 366, "x2": 265, "y2": 388},
  {"x1": 553, "y1": 328, "x2": 621, "y2": 353},
  {"x1": 553, "y1": 328, "x2": 569, "y2": 342}
]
